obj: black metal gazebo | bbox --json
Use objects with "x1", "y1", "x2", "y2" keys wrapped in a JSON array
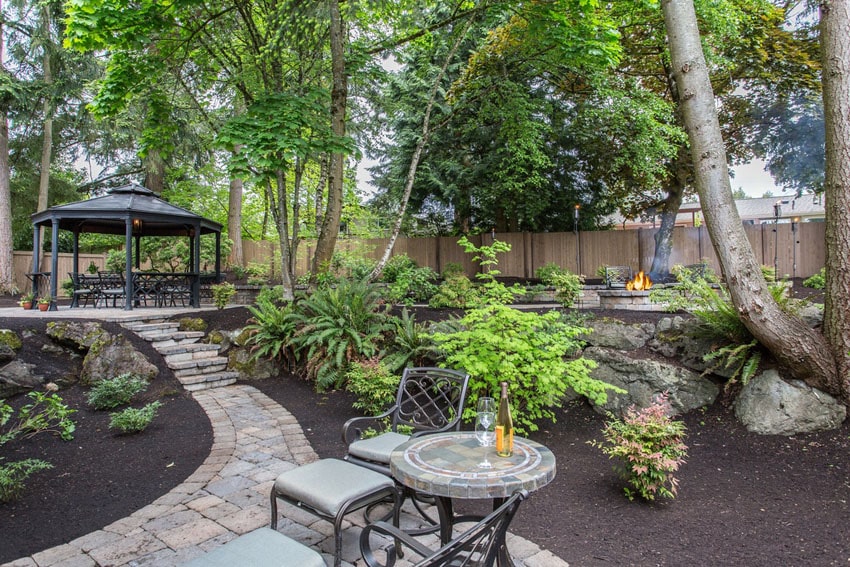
[{"x1": 30, "y1": 183, "x2": 223, "y2": 310}]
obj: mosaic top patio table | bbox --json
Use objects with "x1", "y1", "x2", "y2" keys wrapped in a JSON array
[{"x1": 390, "y1": 431, "x2": 556, "y2": 566}]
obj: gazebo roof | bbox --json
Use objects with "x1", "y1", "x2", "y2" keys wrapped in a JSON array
[{"x1": 31, "y1": 183, "x2": 222, "y2": 237}]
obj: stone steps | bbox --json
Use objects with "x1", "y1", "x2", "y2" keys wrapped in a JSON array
[{"x1": 124, "y1": 319, "x2": 239, "y2": 390}]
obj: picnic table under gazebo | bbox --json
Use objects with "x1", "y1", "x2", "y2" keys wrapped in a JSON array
[{"x1": 30, "y1": 183, "x2": 223, "y2": 311}]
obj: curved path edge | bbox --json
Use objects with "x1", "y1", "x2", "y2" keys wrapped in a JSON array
[{"x1": 3, "y1": 385, "x2": 568, "y2": 567}]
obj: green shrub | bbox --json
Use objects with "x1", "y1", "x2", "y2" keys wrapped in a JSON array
[
  {"x1": 761, "y1": 264, "x2": 777, "y2": 283},
  {"x1": 383, "y1": 309, "x2": 437, "y2": 372},
  {"x1": 231, "y1": 265, "x2": 247, "y2": 280},
  {"x1": 86, "y1": 373, "x2": 149, "y2": 410},
  {"x1": 345, "y1": 358, "x2": 400, "y2": 415},
  {"x1": 211, "y1": 282, "x2": 236, "y2": 309},
  {"x1": 386, "y1": 266, "x2": 439, "y2": 305},
  {"x1": 381, "y1": 254, "x2": 418, "y2": 283},
  {"x1": 803, "y1": 267, "x2": 825, "y2": 289},
  {"x1": 549, "y1": 271, "x2": 584, "y2": 308},
  {"x1": 535, "y1": 262, "x2": 565, "y2": 285},
  {"x1": 431, "y1": 304, "x2": 621, "y2": 434},
  {"x1": 255, "y1": 285, "x2": 287, "y2": 305},
  {"x1": 428, "y1": 274, "x2": 480, "y2": 308},
  {"x1": 289, "y1": 278, "x2": 392, "y2": 390},
  {"x1": 589, "y1": 393, "x2": 688, "y2": 502},
  {"x1": 109, "y1": 401, "x2": 163, "y2": 434},
  {"x1": 244, "y1": 298, "x2": 298, "y2": 366},
  {"x1": 246, "y1": 262, "x2": 270, "y2": 279},
  {"x1": 0, "y1": 459, "x2": 53, "y2": 502}
]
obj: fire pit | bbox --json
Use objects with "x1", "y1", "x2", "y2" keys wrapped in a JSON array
[{"x1": 598, "y1": 271, "x2": 667, "y2": 311}]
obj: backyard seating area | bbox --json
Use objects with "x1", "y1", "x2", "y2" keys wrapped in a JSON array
[{"x1": 66, "y1": 271, "x2": 200, "y2": 309}]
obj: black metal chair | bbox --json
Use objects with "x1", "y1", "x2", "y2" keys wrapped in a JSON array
[
  {"x1": 343, "y1": 367, "x2": 470, "y2": 476},
  {"x1": 96, "y1": 271, "x2": 125, "y2": 307},
  {"x1": 68, "y1": 273, "x2": 100, "y2": 308},
  {"x1": 604, "y1": 265, "x2": 633, "y2": 289},
  {"x1": 360, "y1": 489, "x2": 528, "y2": 567}
]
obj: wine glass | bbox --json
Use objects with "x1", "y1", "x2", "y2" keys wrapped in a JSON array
[{"x1": 475, "y1": 397, "x2": 496, "y2": 469}]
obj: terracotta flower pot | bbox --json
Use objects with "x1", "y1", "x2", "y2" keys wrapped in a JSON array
[
  {"x1": 21, "y1": 302, "x2": 32, "y2": 310},
  {"x1": 38, "y1": 303, "x2": 49, "y2": 311}
]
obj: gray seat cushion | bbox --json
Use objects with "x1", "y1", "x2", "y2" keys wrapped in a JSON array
[
  {"x1": 273, "y1": 458, "x2": 394, "y2": 516},
  {"x1": 347, "y1": 431, "x2": 410, "y2": 464},
  {"x1": 181, "y1": 527, "x2": 324, "y2": 567}
]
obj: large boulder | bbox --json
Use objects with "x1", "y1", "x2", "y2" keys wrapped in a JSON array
[
  {"x1": 228, "y1": 347, "x2": 275, "y2": 380},
  {"x1": 584, "y1": 346, "x2": 719, "y2": 417},
  {"x1": 0, "y1": 329, "x2": 23, "y2": 351},
  {"x1": 734, "y1": 369, "x2": 846, "y2": 435},
  {"x1": 0, "y1": 343, "x2": 15, "y2": 363},
  {"x1": 46, "y1": 321, "x2": 112, "y2": 350},
  {"x1": 647, "y1": 318, "x2": 736, "y2": 378},
  {"x1": 81, "y1": 335, "x2": 158, "y2": 384},
  {"x1": 0, "y1": 360, "x2": 46, "y2": 397},
  {"x1": 583, "y1": 319, "x2": 655, "y2": 351}
]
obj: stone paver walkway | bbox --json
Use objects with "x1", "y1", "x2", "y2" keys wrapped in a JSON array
[{"x1": 3, "y1": 385, "x2": 568, "y2": 567}]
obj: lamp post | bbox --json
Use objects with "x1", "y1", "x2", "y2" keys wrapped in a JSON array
[
  {"x1": 773, "y1": 201, "x2": 781, "y2": 278},
  {"x1": 574, "y1": 204, "x2": 581, "y2": 273},
  {"x1": 792, "y1": 217, "x2": 799, "y2": 279}
]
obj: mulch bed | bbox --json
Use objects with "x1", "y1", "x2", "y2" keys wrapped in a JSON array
[{"x1": 1, "y1": 284, "x2": 847, "y2": 566}]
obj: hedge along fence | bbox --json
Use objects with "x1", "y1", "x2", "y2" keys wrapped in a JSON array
[
  {"x1": 13, "y1": 222, "x2": 824, "y2": 292},
  {"x1": 243, "y1": 222, "x2": 826, "y2": 281}
]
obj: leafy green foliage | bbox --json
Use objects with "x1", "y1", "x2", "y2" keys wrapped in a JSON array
[
  {"x1": 428, "y1": 274, "x2": 480, "y2": 309},
  {"x1": 86, "y1": 373, "x2": 149, "y2": 410},
  {"x1": 244, "y1": 298, "x2": 298, "y2": 367},
  {"x1": 1, "y1": 392, "x2": 77, "y2": 444},
  {"x1": 431, "y1": 304, "x2": 618, "y2": 434},
  {"x1": 535, "y1": 262, "x2": 564, "y2": 284},
  {"x1": 383, "y1": 309, "x2": 437, "y2": 373},
  {"x1": 109, "y1": 402, "x2": 162, "y2": 434},
  {"x1": 289, "y1": 279, "x2": 392, "y2": 390},
  {"x1": 589, "y1": 393, "x2": 688, "y2": 502},
  {"x1": 345, "y1": 358, "x2": 400, "y2": 416},
  {"x1": 803, "y1": 267, "x2": 825, "y2": 289},
  {"x1": 211, "y1": 282, "x2": 236, "y2": 310},
  {"x1": 0, "y1": 459, "x2": 53, "y2": 503},
  {"x1": 535, "y1": 263, "x2": 584, "y2": 308},
  {"x1": 0, "y1": 391, "x2": 76, "y2": 502},
  {"x1": 386, "y1": 266, "x2": 439, "y2": 305},
  {"x1": 650, "y1": 266, "x2": 798, "y2": 386}
]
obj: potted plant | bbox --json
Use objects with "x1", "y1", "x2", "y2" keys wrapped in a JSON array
[
  {"x1": 37, "y1": 296, "x2": 51, "y2": 311},
  {"x1": 19, "y1": 292, "x2": 35, "y2": 309}
]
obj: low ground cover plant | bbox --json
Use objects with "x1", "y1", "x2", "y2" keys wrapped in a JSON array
[
  {"x1": 589, "y1": 393, "x2": 688, "y2": 501},
  {"x1": 86, "y1": 373, "x2": 149, "y2": 410},
  {"x1": 0, "y1": 391, "x2": 76, "y2": 502},
  {"x1": 345, "y1": 358, "x2": 400, "y2": 415},
  {"x1": 109, "y1": 401, "x2": 162, "y2": 434},
  {"x1": 803, "y1": 267, "x2": 825, "y2": 289}
]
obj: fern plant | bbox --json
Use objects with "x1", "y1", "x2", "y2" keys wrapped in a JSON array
[
  {"x1": 650, "y1": 266, "x2": 796, "y2": 386},
  {"x1": 289, "y1": 278, "x2": 392, "y2": 390},
  {"x1": 382, "y1": 308, "x2": 437, "y2": 372},
  {"x1": 244, "y1": 297, "x2": 298, "y2": 367}
]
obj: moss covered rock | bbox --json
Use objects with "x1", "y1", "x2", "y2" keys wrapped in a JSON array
[
  {"x1": 177, "y1": 317, "x2": 207, "y2": 332},
  {"x1": 0, "y1": 329, "x2": 22, "y2": 351}
]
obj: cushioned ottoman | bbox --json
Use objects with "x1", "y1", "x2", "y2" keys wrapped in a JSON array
[
  {"x1": 182, "y1": 527, "x2": 324, "y2": 567},
  {"x1": 270, "y1": 458, "x2": 399, "y2": 567}
]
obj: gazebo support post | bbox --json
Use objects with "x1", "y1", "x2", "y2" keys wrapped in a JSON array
[
  {"x1": 72, "y1": 230, "x2": 80, "y2": 276},
  {"x1": 215, "y1": 232, "x2": 221, "y2": 282},
  {"x1": 191, "y1": 223, "x2": 201, "y2": 307},
  {"x1": 31, "y1": 225, "x2": 40, "y2": 300},
  {"x1": 134, "y1": 234, "x2": 141, "y2": 269},
  {"x1": 124, "y1": 218, "x2": 133, "y2": 310},
  {"x1": 49, "y1": 220, "x2": 59, "y2": 310}
]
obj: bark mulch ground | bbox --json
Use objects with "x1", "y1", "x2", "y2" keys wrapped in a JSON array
[{"x1": 1, "y1": 286, "x2": 848, "y2": 566}]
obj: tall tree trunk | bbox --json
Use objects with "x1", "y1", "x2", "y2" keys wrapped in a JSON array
[
  {"x1": 311, "y1": 0, "x2": 346, "y2": 279},
  {"x1": 660, "y1": 0, "x2": 839, "y2": 396},
  {"x1": 369, "y1": 16, "x2": 473, "y2": 281},
  {"x1": 820, "y1": 0, "x2": 850, "y2": 398},
  {"x1": 649, "y1": 149, "x2": 689, "y2": 280},
  {"x1": 0, "y1": 2, "x2": 14, "y2": 295},
  {"x1": 314, "y1": 154, "x2": 328, "y2": 233},
  {"x1": 227, "y1": 175, "x2": 244, "y2": 267},
  {"x1": 37, "y1": 4, "x2": 53, "y2": 214},
  {"x1": 144, "y1": 149, "x2": 165, "y2": 194},
  {"x1": 269, "y1": 170, "x2": 295, "y2": 299}
]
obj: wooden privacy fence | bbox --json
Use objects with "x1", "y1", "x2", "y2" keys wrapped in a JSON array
[
  {"x1": 12, "y1": 251, "x2": 107, "y2": 297},
  {"x1": 244, "y1": 222, "x2": 826, "y2": 280},
  {"x1": 12, "y1": 222, "x2": 824, "y2": 293}
]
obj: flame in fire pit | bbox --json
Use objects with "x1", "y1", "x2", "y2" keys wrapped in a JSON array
[{"x1": 626, "y1": 271, "x2": 653, "y2": 291}]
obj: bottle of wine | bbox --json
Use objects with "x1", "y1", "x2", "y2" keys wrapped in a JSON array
[{"x1": 495, "y1": 381, "x2": 513, "y2": 457}]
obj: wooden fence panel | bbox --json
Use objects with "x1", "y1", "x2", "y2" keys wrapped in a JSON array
[
  {"x1": 13, "y1": 252, "x2": 107, "y2": 297},
  {"x1": 580, "y1": 230, "x2": 640, "y2": 276}
]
